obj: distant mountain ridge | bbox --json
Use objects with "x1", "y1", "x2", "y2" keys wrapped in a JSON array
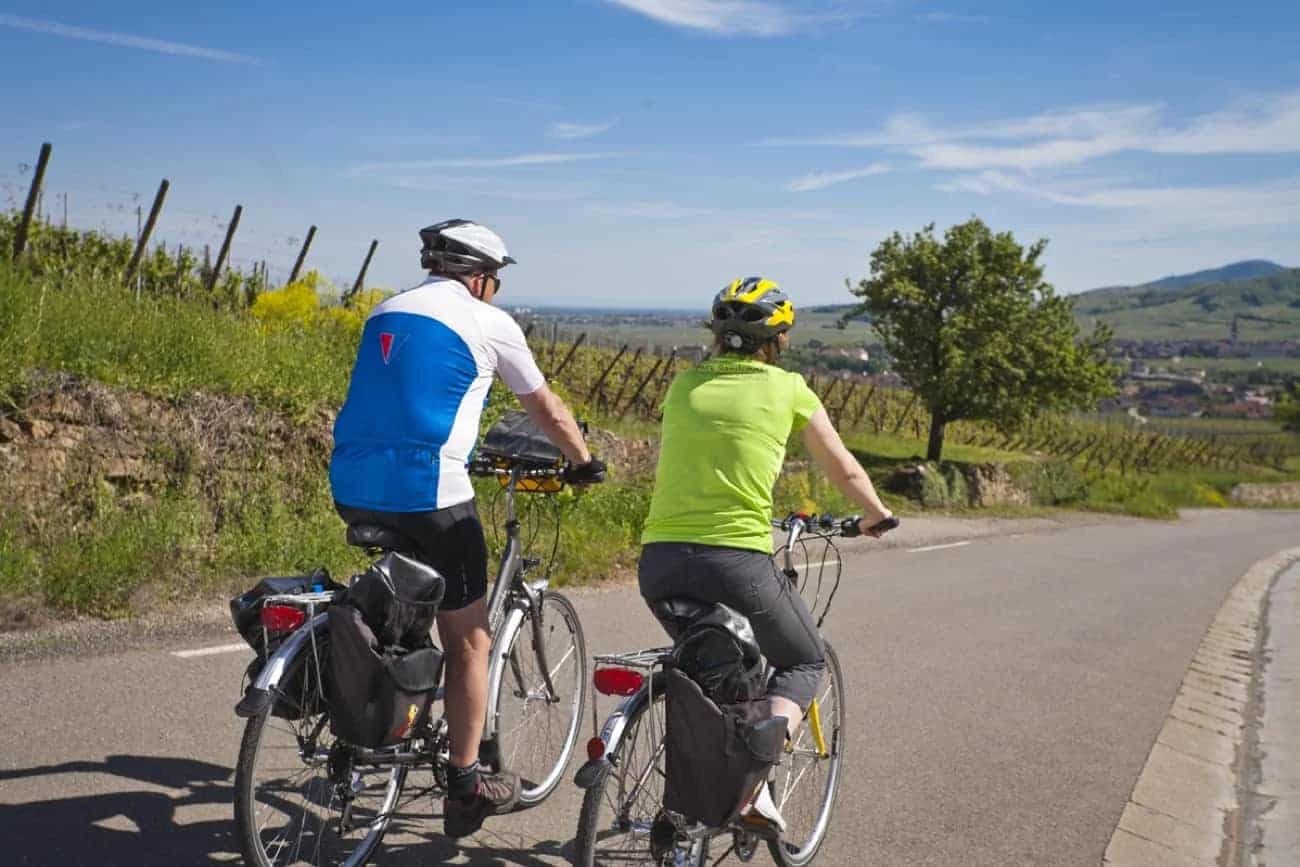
[
  {"x1": 1140, "y1": 260, "x2": 1288, "y2": 292},
  {"x1": 1073, "y1": 262, "x2": 1300, "y2": 342}
]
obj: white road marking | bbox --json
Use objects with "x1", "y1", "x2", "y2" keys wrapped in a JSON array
[
  {"x1": 907, "y1": 541, "x2": 972, "y2": 553},
  {"x1": 172, "y1": 642, "x2": 250, "y2": 659}
]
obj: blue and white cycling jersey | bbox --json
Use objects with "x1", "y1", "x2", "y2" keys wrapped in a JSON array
[{"x1": 329, "y1": 277, "x2": 545, "y2": 512}]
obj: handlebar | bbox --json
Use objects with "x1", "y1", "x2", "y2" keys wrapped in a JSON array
[
  {"x1": 467, "y1": 458, "x2": 565, "y2": 479},
  {"x1": 772, "y1": 512, "x2": 900, "y2": 539}
]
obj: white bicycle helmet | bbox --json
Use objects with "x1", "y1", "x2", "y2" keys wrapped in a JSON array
[{"x1": 419, "y1": 219, "x2": 516, "y2": 275}]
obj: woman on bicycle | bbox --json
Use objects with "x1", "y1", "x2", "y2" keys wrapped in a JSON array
[{"x1": 639, "y1": 277, "x2": 895, "y2": 823}]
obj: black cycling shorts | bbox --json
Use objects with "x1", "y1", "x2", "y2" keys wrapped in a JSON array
[{"x1": 336, "y1": 499, "x2": 488, "y2": 611}]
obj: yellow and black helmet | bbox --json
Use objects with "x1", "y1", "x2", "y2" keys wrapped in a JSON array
[{"x1": 709, "y1": 277, "x2": 796, "y2": 350}]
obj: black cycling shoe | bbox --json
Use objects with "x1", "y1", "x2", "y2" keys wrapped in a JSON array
[{"x1": 443, "y1": 770, "x2": 521, "y2": 838}]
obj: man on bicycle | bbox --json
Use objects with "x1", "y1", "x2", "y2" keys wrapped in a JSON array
[
  {"x1": 329, "y1": 218, "x2": 604, "y2": 837},
  {"x1": 639, "y1": 276, "x2": 895, "y2": 829}
]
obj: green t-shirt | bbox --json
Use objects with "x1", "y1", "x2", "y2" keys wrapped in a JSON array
[{"x1": 641, "y1": 357, "x2": 823, "y2": 554}]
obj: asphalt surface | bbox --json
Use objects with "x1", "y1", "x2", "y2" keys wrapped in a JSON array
[{"x1": 1, "y1": 509, "x2": 1298, "y2": 866}]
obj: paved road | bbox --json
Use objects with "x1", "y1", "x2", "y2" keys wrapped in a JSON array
[{"x1": 1, "y1": 509, "x2": 1297, "y2": 866}]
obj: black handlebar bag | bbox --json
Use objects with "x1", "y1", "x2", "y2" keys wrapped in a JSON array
[
  {"x1": 326, "y1": 552, "x2": 446, "y2": 749},
  {"x1": 662, "y1": 667, "x2": 788, "y2": 828}
]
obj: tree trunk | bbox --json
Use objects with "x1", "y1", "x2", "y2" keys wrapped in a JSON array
[{"x1": 926, "y1": 411, "x2": 947, "y2": 462}]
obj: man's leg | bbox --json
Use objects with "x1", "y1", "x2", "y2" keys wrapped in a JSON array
[{"x1": 437, "y1": 599, "x2": 492, "y2": 769}]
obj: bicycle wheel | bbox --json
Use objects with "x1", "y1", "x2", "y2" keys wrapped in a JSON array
[
  {"x1": 490, "y1": 589, "x2": 588, "y2": 805},
  {"x1": 574, "y1": 683, "x2": 708, "y2": 866},
  {"x1": 234, "y1": 637, "x2": 408, "y2": 867},
  {"x1": 767, "y1": 640, "x2": 846, "y2": 866}
]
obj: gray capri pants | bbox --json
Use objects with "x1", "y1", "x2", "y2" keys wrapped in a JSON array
[{"x1": 638, "y1": 541, "x2": 826, "y2": 709}]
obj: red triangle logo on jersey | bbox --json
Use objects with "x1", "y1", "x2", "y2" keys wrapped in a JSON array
[{"x1": 379, "y1": 332, "x2": 395, "y2": 365}]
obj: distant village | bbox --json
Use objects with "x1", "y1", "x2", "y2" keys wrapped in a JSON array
[{"x1": 514, "y1": 308, "x2": 1295, "y2": 423}]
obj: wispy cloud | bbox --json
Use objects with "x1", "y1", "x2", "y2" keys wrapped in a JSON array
[
  {"x1": 786, "y1": 163, "x2": 891, "y2": 192},
  {"x1": 936, "y1": 170, "x2": 1300, "y2": 230},
  {"x1": 0, "y1": 14, "x2": 262, "y2": 65},
  {"x1": 758, "y1": 92, "x2": 1300, "y2": 173},
  {"x1": 349, "y1": 152, "x2": 628, "y2": 174},
  {"x1": 916, "y1": 11, "x2": 990, "y2": 24},
  {"x1": 601, "y1": 0, "x2": 857, "y2": 36},
  {"x1": 548, "y1": 120, "x2": 618, "y2": 140}
]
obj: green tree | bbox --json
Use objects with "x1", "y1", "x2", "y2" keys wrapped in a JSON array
[
  {"x1": 1276, "y1": 382, "x2": 1300, "y2": 431},
  {"x1": 846, "y1": 218, "x2": 1118, "y2": 461}
]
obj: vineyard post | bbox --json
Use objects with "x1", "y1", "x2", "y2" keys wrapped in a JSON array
[
  {"x1": 287, "y1": 225, "x2": 317, "y2": 284},
  {"x1": 891, "y1": 393, "x2": 920, "y2": 436},
  {"x1": 346, "y1": 239, "x2": 379, "y2": 304},
  {"x1": 586, "y1": 343, "x2": 628, "y2": 403},
  {"x1": 818, "y1": 377, "x2": 839, "y2": 408},
  {"x1": 548, "y1": 321, "x2": 560, "y2": 370},
  {"x1": 852, "y1": 383, "x2": 877, "y2": 429},
  {"x1": 551, "y1": 332, "x2": 587, "y2": 379},
  {"x1": 833, "y1": 379, "x2": 859, "y2": 424},
  {"x1": 524, "y1": 321, "x2": 536, "y2": 340},
  {"x1": 124, "y1": 178, "x2": 170, "y2": 290},
  {"x1": 608, "y1": 347, "x2": 644, "y2": 412},
  {"x1": 206, "y1": 204, "x2": 243, "y2": 294},
  {"x1": 621, "y1": 357, "x2": 666, "y2": 418},
  {"x1": 13, "y1": 142, "x2": 52, "y2": 261}
]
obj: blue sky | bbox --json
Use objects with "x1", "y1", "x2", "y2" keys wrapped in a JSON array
[{"x1": 2, "y1": 1, "x2": 1298, "y2": 308}]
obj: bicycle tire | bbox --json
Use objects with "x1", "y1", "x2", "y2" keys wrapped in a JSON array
[
  {"x1": 573, "y1": 682, "x2": 708, "y2": 867},
  {"x1": 489, "y1": 589, "x2": 588, "y2": 805},
  {"x1": 233, "y1": 636, "x2": 408, "y2": 867},
  {"x1": 767, "y1": 640, "x2": 846, "y2": 866}
]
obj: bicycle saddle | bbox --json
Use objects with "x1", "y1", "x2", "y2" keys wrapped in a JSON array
[{"x1": 346, "y1": 524, "x2": 418, "y2": 552}]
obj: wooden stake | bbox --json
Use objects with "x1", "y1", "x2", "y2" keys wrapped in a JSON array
[
  {"x1": 13, "y1": 142, "x2": 52, "y2": 260},
  {"x1": 288, "y1": 225, "x2": 317, "y2": 284},
  {"x1": 124, "y1": 178, "x2": 170, "y2": 288},
  {"x1": 206, "y1": 205, "x2": 243, "y2": 294}
]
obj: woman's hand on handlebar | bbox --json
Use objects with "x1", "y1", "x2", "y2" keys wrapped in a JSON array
[{"x1": 858, "y1": 509, "x2": 899, "y2": 539}]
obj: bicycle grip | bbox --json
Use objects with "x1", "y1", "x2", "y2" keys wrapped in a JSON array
[{"x1": 867, "y1": 516, "x2": 900, "y2": 534}]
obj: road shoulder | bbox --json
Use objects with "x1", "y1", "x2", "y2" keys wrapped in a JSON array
[{"x1": 1104, "y1": 546, "x2": 1300, "y2": 866}]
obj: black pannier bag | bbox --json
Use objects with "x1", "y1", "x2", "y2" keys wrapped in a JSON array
[
  {"x1": 662, "y1": 667, "x2": 788, "y2": 828},
  {"x1": 229, "y1": 569, "x2": 343, "y2": 719},
  {"x1": 670, "y1": 604, "x2": 767, "y2": 705},
  {"x1": 326, "y1": 551, "x2": 447, "y2": 749},
  {"x1": 326, "y1": 604, "x2": 444, "y2": 749},
  {"x1": 346, "y1": 551, "x2": 444, "y2": 648}
]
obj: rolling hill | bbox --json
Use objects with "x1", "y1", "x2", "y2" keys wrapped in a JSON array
[{"x1": 1073, "y1": 264, "x2": 1300, "y2": 342}]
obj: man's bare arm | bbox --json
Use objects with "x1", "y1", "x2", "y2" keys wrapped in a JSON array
[{"x1": 517, "y1": 385, "x2": 592, "y2": 465}]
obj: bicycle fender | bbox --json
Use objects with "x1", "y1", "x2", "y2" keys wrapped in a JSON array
[{"x1": 234, "y1": 613, "x2": 328, "y2": 718}]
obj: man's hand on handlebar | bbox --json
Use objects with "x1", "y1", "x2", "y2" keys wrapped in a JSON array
[{"x1": 562, "y1": 458, "x2": 607, "y2": 486}]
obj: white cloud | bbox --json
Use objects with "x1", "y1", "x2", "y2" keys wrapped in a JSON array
[
  {"x1": 916, "y1": 11, "x2": 990, "y2": 24},
  {"x1": 1150, "y1": 93, "x2": 1300, "y2": 156},
  {"x1": 936, "y1": 170, "x2": 1300, "y2": 231},
  {"x1": 349, "y1": 152, "x2": 627, "y2": 174},
  {"x1": 757, "y1": 92, "x2": 1300, "y2": 171},
  {"x1": 785, "y1": 163, "x2": 891, "y2": 192},
  {"x1": 547, "y1": 120, "x2": 618, "y2": 140},
  {"x1": 601, "y1": 0, "x2": 854, "y2": 36},
  {"x1": 0, "y1": 14, "x2": 262, "y2": 65}
]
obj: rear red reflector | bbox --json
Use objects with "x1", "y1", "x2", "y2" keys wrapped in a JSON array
[
  {"x1": 593, "y1": 666, "x2": 644, "y2": 696},
  {"x1": 587, "y1": 737, "x2": 606, "y2": 760},
  {"x1": 261, "y1": 604, "x2": 307, "y2": 633}
]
